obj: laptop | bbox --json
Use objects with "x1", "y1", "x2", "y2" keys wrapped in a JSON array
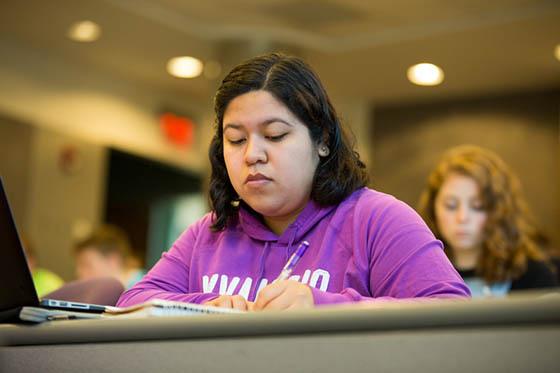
[{"x1": 0, "y1": 176, "x2": 107, "y2": 322}]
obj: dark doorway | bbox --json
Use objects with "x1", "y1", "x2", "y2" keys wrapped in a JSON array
[{"x1": 104, "y1": 149, "x2": 203, "y2": 266}]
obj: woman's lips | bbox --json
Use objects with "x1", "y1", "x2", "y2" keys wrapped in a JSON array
[{"x1": 245, "y1": 173, "x2": 272, "y2": 185}]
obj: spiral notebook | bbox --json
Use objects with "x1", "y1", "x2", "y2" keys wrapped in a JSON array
[{"x1": 103, "y1": 299, "x2": 246, "y2": 318}]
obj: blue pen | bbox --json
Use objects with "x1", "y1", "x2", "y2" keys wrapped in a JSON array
[{"x1": 275, "y1": 241, "x2": 310, "y2": 281}]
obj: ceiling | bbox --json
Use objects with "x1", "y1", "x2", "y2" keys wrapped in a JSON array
[{"x1": 1, "y1": 0, "x2": 560, "y2": 105}]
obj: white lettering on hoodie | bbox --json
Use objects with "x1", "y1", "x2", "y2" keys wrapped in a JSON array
[{"x1": 202, "y1": 268, "x2": 331, "y2": 301}]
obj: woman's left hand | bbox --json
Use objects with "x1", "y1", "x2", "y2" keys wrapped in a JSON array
[{"x1": 252, "y1": 280, "x2": 314, "y2": 311}]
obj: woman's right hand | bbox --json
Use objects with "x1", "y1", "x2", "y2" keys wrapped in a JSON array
[{"x1": 204, "y1": 295, "x2": 253, "y2": 311}]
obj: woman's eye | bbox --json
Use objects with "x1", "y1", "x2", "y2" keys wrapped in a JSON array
[
  {"x1": 443, "y1": 202, "x2": 457, "y2": 210},
  {"x1": 471, "y1": 202, "x2": 485, "y2": 211},
  {"x1": 227, "y1": 138, "x2": 245, "y2": 145},
  {"x1": 266, "y1": 134, "x2": 287, "y2": 142}
]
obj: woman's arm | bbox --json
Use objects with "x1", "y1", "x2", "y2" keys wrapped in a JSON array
[
  {"x1": 116, "y1": 219, "x2": 219, "y2": 307},
  {"x1": 254, "y1": 196, "x2": 470, "y2": 310}
]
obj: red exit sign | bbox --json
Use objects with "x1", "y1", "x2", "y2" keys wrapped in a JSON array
[{"x1": 160, "y1": 112, "x2": 195, "y2": 148}]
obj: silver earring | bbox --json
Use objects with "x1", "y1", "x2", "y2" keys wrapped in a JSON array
[{"x1": 320, "y1": 146, "x2": 330, "y2": 156}]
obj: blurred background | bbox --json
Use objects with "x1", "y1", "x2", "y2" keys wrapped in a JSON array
[{"x1": 0, "y1": 0, "x2": 559, "y2": 281}]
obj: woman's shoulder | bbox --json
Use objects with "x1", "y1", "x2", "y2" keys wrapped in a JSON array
[
  {"x1": 336, "y1": 188, "x2": 431, "y2": 240},
  {"x1": 174, "y1": 212, "x2": 221, "y2": 245},
  {"x1": 182, "y1": 212, "x2": 215, "y2": 233},
  {"x1": 168, "y1": 212, "x2": 248, "y2": 262},
  {"x1": 346, "y1": 187, "x2": 397, "y2": 207},
  {"x1": 349, "y1": 187, "x2": 423, "y2": 222}
]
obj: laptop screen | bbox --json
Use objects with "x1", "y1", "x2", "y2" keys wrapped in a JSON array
[{"x1": 0, "y1": 177, "x2": 39, "y2": 310}]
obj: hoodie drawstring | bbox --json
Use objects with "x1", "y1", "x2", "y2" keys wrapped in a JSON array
[
  {"x1": 258, "y1": 241, "x2": 269, "y2": 282},
  {"x1": 252, "y1": 227, "x2": 300, "y2": 301},
  {"x1": 250, "y1": 241, "x2": 269, "y2": 301},
  {"x1": 285, "y1": 228, "x2": 298, "y2": 262}
]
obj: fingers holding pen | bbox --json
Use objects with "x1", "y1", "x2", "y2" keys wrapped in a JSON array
[
  {"x1": 252, "y1": 280, "x2": 288, "y2": 310},
  {"x1": 253, "y1": 280, "x2": 314, "y2": 311},
  {"x1": 230, "y1": 295, "x2": 253, "y2": 311},
  {"x1": 204, "y1": 295, "x2": 253, "y2": 311},
  {"x1": 202, "y1": 281, "x2": 313, "y2": 311}
]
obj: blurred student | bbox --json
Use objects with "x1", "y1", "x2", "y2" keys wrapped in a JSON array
[
  {"x1": 117, "y1": 52, "x2": 470, "y2": 311},
  {"x1": 21, "y1": 235, "x2": 64, "y2": 297},
  {"x1": 73, "y1": 225, "x2": 145, "y2": 289},
  {"x1": 418, "y1": 145, "x2": 558, "y2": 297}
]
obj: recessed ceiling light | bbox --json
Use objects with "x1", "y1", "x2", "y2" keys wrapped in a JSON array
[
  {"x1": 554, "y1": 44, "x2": 560, "y2": 62},
  {"x1": 407, "y1": 63, "x2": 444, "y2": 86},
  {"x1": 67, "y1": 20, "x2": 101, "y2": 42},
  {"x1": 167, "y1": 56, "x2": 203, "y2": 79}
]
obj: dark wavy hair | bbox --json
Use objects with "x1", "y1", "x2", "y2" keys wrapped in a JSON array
[
  {"x1": 418, "y1": 145, "x2": 550, "y2": 283},
  {"x1": 209, "y1": 52, "x2": 368, "y2": 231}
]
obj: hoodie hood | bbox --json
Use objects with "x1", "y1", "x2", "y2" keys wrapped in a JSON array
[{"x1": 238, "y1": 198, "x2": 337, "y2": 245}]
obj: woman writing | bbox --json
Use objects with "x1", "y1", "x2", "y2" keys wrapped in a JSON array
[{"x1": 118, "y1": 53, "x2": 469, "y2": 310}]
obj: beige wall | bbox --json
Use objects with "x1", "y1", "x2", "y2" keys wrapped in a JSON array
[
  {"x1": 333, "y1": 97, "x2": 373, "y2": 170},
  {"x1": 0, "y1": 115, "x2": 33, "y2": 226},
  {"x1": 372, "y1": 90, "x2": 560, "y2": 250},
  {"x1": 23, "y1": 128, "x2": 107, "y2": 280},
  {"x1": 1, "y1": 118, "x2": 108, "y2": 280}
]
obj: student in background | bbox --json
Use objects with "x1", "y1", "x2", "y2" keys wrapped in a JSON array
[
  {"x1": 418, "y1": 145, "x2": 558, "y2": 297},
  {"x1": 73, "y1": 224, "x2": 145, "y2": 289},
  {"x1": 21, "y1": 235, "x2": 64, "y2": 297},
  {"x1": 118, "y1": 52, "x2": 470, "y2": 311}
]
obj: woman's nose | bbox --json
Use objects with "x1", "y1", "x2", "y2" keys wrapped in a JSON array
[
  {"x1": 456, "y1": 205, "x2": 469, "y2": 222},
  {"x1": 244, "y1": 137, "x2": 267, "y2": 165}
]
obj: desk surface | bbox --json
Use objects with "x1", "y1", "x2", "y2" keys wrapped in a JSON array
[
  {"x1": 1, "y1": 292, "x2": 559, "y2": 346},
  {"x1": 1, "y1": 293, "x2": 559, "y2": 373}
]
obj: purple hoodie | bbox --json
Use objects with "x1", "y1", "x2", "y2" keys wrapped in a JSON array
[{"x1": 117, "y1": 188, "x2": 470, "y2": 307}]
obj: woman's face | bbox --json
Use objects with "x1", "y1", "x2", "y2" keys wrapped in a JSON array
[
  {"x1": 222, "y1": 90, "x2": 321, "y2": 232},
  {"x1": 434, "y1": 173, "x2": 488, "y2": 252}
]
